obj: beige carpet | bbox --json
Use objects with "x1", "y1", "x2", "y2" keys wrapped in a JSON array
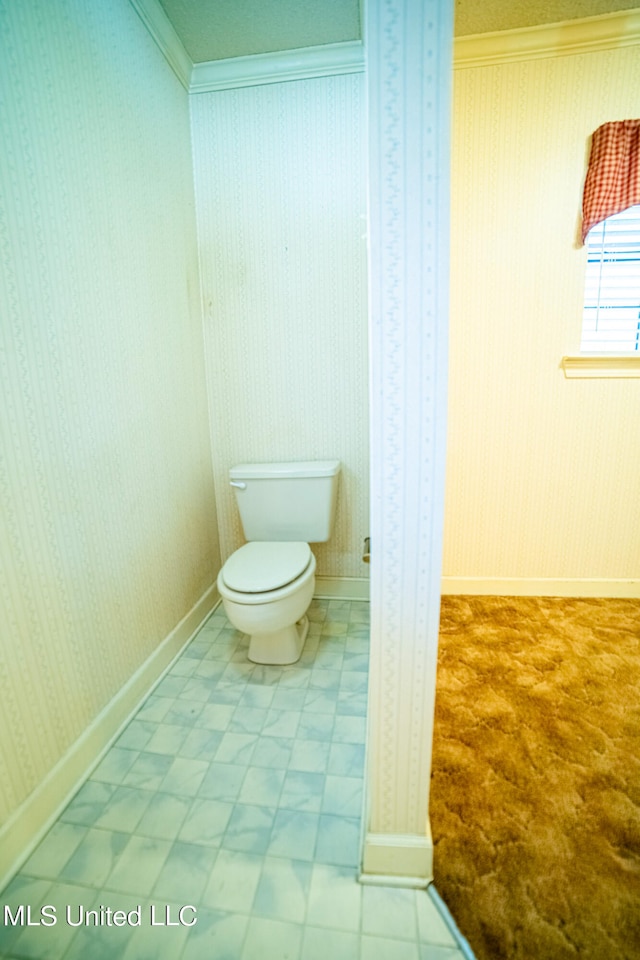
[{"x1": 430, "y1": 596, "x2": 640, "y2": 960}]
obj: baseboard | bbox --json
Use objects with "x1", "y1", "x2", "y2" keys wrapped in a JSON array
[
  {"x1": 360, "y1": 831, "x2": 433, "y2": 887},
  {"x1": 441, "y1": 577, "x2": 640, "y2": 599},
  {"x1": 0, "y1": 583, "x2": 219, "y2": 893},
  {"x1": 314, "y1": 576, "x2": 370, "y2": 601}
]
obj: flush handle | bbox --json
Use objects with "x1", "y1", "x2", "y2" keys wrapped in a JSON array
[{"x1": 230, "y1": 481, "x2": 246, "y2": 490}]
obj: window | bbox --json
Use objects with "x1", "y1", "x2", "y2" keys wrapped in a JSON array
[{"x1": 581, "y1": 203, "x2": 640, "y2": 354}]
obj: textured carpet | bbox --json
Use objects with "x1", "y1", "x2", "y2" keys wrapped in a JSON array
[{"x1": 430, "y1": 596, "x2": 640, "y2": 960}]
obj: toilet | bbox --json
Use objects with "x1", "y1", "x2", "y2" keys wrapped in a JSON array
[{"x1": 217, "y1": 460, "x2": 341, "y2": 665}]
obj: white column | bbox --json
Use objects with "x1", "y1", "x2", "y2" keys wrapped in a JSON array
[{"x1": 362, "y1": 0, "x2": 453, "y2": 885}]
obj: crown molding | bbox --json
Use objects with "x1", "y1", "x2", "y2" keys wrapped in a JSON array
[
  {"x1": 454, "y1": 8, "x2": 640, "y2": 69},
  {"x1": 129, "y1": 0, "x2": 192, "y2": 89},
  {"x1": 189, "y1": 40, "x2": 364, "y2": 94},
  {"x1": 130, "y1": 2, "x2": 640, "y2": 93}
]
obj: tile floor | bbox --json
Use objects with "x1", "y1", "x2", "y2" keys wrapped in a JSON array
[{"x1": 1, "y1": 599, "x2": 471, "y2": 960}]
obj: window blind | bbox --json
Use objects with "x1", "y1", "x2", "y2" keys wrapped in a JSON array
[{"x1": 581, "y1": 203, "x2": 640, "y2": 353}]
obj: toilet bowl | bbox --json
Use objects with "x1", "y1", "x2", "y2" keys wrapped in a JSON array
[{"x1": 217, "y1": 541, "x2": 317, "y2": 665}]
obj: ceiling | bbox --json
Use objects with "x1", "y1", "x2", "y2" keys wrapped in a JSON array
[{"x1": 157, "y1": 0, "x2": 640, "y2": 63}]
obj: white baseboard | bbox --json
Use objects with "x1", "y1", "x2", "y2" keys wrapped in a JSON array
[
  {"x1": 0, "y1": 583, "x2": 219, "y2": 892},
  {"x1": 360, "y1": 831, "x2": 433, "y2": 887},
  {"x1": 441, "y1": 577, "x2": 640, "y2": 599},
  {"x1": 314, "y1": 576, "x2": 370, "y2": 601},
  {"x1": 315, "y1": 575, "x2": 640, "y2": 600}
]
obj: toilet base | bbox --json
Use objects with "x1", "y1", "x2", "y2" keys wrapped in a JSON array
[{"x1": 247, "y1": 616, "x2": 309, "y2": 665}]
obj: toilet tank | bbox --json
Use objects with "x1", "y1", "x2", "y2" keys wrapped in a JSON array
[{"x1": 229, "y1": 460, "x2": 341, "y2": 543}]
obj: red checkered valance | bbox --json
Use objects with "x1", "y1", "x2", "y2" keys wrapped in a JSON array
[{"x1": 581, "y1": 119, "x2": 640, "y2": 244}]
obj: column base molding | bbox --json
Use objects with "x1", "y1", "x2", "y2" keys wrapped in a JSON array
[{"x1": 360, "y1": 831, "x2": 434, "y2": 887}]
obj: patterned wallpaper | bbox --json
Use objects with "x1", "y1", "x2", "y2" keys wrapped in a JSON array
[
  {"x1": 0, "y1": 0, "x2": 219, "y2": 829},
  {"x1": 445, "y1": 43, "x2": 640, "y2": 584},
  {"x1": 190, "y1": 75, "x2": 370, "y2": 579}
]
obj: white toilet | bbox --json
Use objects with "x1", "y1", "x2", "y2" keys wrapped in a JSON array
[{"x1": 217, "y1": 460, "x2": 341, "y2": 665}]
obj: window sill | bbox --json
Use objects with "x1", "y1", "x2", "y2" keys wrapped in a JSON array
[{"x1": 561, "y1": 356, "x2": 640, "y2": 378}]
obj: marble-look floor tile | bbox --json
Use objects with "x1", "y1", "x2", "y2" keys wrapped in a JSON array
[
  {"x1": 59, "y1": 828, "x2": 130, "y2": 886},
  {"x1": 214, "y1": 732, "x2": 258, "y2": 766},
  {"x1": 314, "y1": 816, "x2": 361, "y2": 867},
  {"x1": 250, "y1": 736, "x2": 292, "y2": 769},
  {"x1": 0, "y1": 876, "x2": 58, "y2": 957},
  {"x1": 267, "y1": 810, "x2": 319, "y2": 861},
  {"x1": 177, "y1": 726, "x2": 224, "y2": 761},
  {"x1": 59, "y1": 780, "x2": 116, "y2": 827},
  {"x1": 417, "y1": 892, "x2": 460, "y2": 947},
  {"x1": 136, "y1": 695, "x2": 174, "y2": 723},
  {"x1": 305, "y1": 863, "x2": 362, "y2": 932},
  {"x1": 178, "y1": 797, "x2": 233, "y2": 846},
  {"x1": 288, "y1": 739, "x2": 330, "y2": 774},
  {"x1": 241, "y1": 917, "x2": 304, "y2": 960},
  {"x1": 326, "y1": 601, "x2": 352, "y2": 622},
  {"x1": 327, "y1": 742, "x2": 365, "y2": 777},
  {"x1": 91, "y1": 747, "x2": 139, "y2": 785},
  {"x1": 197, "y1": 702, "x2": 236, "y2": 732},
  {"x1": 198, "y1": 761, "x2": 246, "y2": 802},
  {"x1": 230, "y1": 706, "x2": 269, "y2": 735},
  {"x1": 154, "y1": 675, "x2": 188, "y2": 699},
  {"x1": 159, "y1": 757, "x2": 209, "y2": 797},
  {"x1": 237, "y1": 766, "x2": 286, "y2": 807},
  {"x1": 135, "y1": 791, "x2": 192, "y2": 841},
  {"x1": 222, "y1": 804, "x2": 276, "y2": 855},
  {"x1": 253, "y1": 856, "x2": 313, "y2": 924},
  {"x1": 164, "y1": 698, "x2": 204, "y2": 726},
  {"x1": 303, "y1": 688, "x2": 338, "y2": 715},
  {"x1": 296, "y1": 713, "x2": 335, "y2": 741},
  {"x1": 419, "y1": 946, "x2": 463, "y2": 960},
  {"x1": 122, "y1": 752, "x2": 173, "y2": 791},
  {"x1": 362, "y1": 884, "x2": 419, "y2": 940},
  {"x1": 301, "y1": 925, "x2": 360, "y2": 960},
  {"x1": 279, "y1": 770, "x2": 325, "y2": 813},
  {"x1": 144, "y1": 722, "x2": 190, "y2": 756},
  {"x1": 115, "y1": 719, "x2": 157, "y2": 752},
  {"x1": 238, "y1": 683, "x2": 278, "y2": 708},
  {"x1": 342, "y1": 654, "x2": 369, "y2": 674},
  {"x1": 63, "y1": 889, "x2": 141, "y2": 960},
  {"x1": 106, "y1": 835, "x2": 171, "y2": 896},
  {"x1": 12, "y1": 882, "x2": 99, "y2": 960},
  {"x1": 271, "y1": 688, "x2": 307, "y2": 711},
  {"x1": 332, "y1": 715, "x2": 366, "y2": 744},
  {"x1": 179, "y1": 672, "x2": 223, "y2": 700},
  {"x1": 153, "y1": 840, "x2": 213, "y2": 903},
  {"x1": 120, "y1": 900, "x2": 190, "y2": 960},
  {"x1": 96, "y1": 786, "x2": 153, "y2": 833},
  {"x1": 180, "y1": 907, "x2": 249, "y2": 960},
  {"x1": 261, "y1": 708, "x2": 301, "y2": 738},
  {"x1": 201, "y1": 849, "x2": 262, "y2": 913},
  {"x1": 308, "y1": 669, "x2": 341, "y2": 691},
  {"x1": 321, "y1": 775, "x2": 363, "y2": 817},
  {"x1": 20, "y1": 821, "x2": 87, "y2": 881},
  {"x1": 360, "y1": 934, "x2": 421, "y2": 960},
  {"x1": 0, "y1": 604, "x2": 472, "y2": 960}
]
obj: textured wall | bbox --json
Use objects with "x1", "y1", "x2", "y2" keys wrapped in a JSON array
[
  {"x1": 0, "y1": 0, "x2": 219, "y2": 827},
  {"x1": 190, "y1": 75, "x2": 369, "y2": 578},
  {"x1": 445, "y1": 43, "x2": 640, "y2": 584}
]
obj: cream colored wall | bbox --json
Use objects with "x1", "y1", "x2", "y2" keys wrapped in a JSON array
[
  {"x1": 190, "y1": 75, "x2": 369, "y2": 579},
  {"x1": 445, "y1": 42, "x2": 640, "y2": 590},
  {"x1": 0, "y1": 0, "x2": 219, "y2": 857}
]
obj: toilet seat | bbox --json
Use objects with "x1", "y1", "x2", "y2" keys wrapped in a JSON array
[{"x1": 220, "y1": 541, "x2": 312, "y2": 595}]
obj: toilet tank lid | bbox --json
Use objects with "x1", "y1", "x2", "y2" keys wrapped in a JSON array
[{"x1": 230, "y1": 460, "x2": 341, "y2": 479}]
